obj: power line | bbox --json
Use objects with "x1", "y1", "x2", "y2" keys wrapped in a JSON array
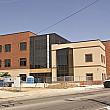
[{"x1": 37, "y1": 0, "x2": 100, "y2": 34}]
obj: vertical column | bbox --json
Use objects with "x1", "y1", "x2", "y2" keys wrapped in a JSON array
[
  {"x1": 52, "y1": 50, "x2": 57, "y2": 82},
  {"x1": 47, "y1": 35, "x2": 49, "y2": 68}
]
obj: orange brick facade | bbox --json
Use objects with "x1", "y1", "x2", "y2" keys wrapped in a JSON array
[
  {"x1": 0, "y1": 31, "x2": 36, "y2": 70},
  {"x1": 103, "y1": 41, "x2": 110, "y2": 76}
]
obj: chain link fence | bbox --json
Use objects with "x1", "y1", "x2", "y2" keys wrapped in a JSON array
[
  {"x1": 0, "y1": 75, "x2": 106, "y2": 89},
  {"x1": 45, "y1": 76, "x2": 105, "y2": 85}
]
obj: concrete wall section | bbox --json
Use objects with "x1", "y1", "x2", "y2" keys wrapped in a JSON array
[
  {"x1": 0, "y1": 69, "x2": 30, "y2": 78},
  {"x1": 73, "y1": 47, "x2": 101, "y2": 66},
  {"x1": 52, "y1": 50, "x2": 57, "y2": 81},
  {"x1": 74, "y1": 66, "x2": 106, "y2": 81}
]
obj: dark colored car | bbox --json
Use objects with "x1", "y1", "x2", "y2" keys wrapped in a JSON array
[{"x1": 103, "y1": 80, "x2": 110, "y2": 88}]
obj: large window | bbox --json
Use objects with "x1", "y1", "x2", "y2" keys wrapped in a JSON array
[
  {"x1": 0, "y1": 45, "x2": 2, "y2": 52},
  {"x1": 20, "y1": 42, "x2": 27, "y2": 51},
  {"x1": 85, "y1": 54, "x2": 93, "y2": 62},
  {"x1": 20, "y1": 58, "x2": 27, "y2": 66},
  {"x1": 5, "y1": 59, "x2": 11, "y2": 67},
  {"x1": 56, "y1": 48, "x2": 73, "y2": 77},
  {"x1": 5, "y1": 44, "x2": 11, "y2": 52}
]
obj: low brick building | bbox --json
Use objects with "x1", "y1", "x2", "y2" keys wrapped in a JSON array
[{"x1": 0, "y1": 31, "x2": 69, "y2": 81}]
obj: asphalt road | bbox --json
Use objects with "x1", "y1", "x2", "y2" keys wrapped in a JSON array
[{"x1": 1, "y1": 88, "x2": 110, "y2": 110}]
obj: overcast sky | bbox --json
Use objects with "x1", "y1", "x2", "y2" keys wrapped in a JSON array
[{"x1": 0, "y1": 0, "x2": 109, "y2": 41}]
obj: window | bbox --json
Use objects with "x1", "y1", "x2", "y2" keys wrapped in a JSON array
[
  {"x1": 5, "y1": 44, "x2": 11, "y2": 52},
  {"x1": 20, "y1": 42, "x2": 27, "y2": 51},
  {"x1": 101, "y1": 54, "x2": 105, "y2": 64},
  {"x1": 0, "y1": 45, "x2": 2, "y2": 52},
  {"x1": 20, "y1": 74, "x2": 26, "y2": 81},
  {"x1": 86, "y1": 73, "x2": 93, "y2": 81},
  {"x1": 5, "y1": 59, "x2": 11, "y2": 67},
  {"x1": 0, "y1": 60, "x2": 1, "y2": 67},
  {"x1": 85, "y1": 54, "x2": 93, "y2": 62},
  {"x1": 20, "y1": 58, "x2": 27, "y2": 66}
]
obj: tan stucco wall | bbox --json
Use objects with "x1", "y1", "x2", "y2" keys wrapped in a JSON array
[
  {"x1": 30, "y1": 68, "x2": 51, "y2": 73},
  {"x1": 0, "y1": 69, "x2": 30, "y2": 78},
  {"x1": 73, "y1": 47, "x2": 106, "y2": 67},
  {"x1": 100, "y1": 47, "x2": 106, "y2": 67},
  {"x1": 52, "y1": 40, "x2": 105, "y2": 51},
  {"x1": 51, "y1": 50, "x2": 57, "y2": 81},
  {"x1": 51, "y1": 40, "x2": 106, "y2": 82},
  {"x1": 74, "y1": 67, "x2": 106, "y2": 81},
  {"x1": 0, "y1": 68, "x2": 52, "y2": 78}
]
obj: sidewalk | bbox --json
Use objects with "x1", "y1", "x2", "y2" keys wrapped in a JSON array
[{"x1": 0, "y1": 85, "x2": 104, "y2": 102}]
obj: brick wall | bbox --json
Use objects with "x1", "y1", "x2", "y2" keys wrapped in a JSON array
[
  {"x1": 103, "y1": 41, "x2": 110, "y2": 76},
  {"x1": 0, "y1": 31, "x2": 36, "y2": 70}
]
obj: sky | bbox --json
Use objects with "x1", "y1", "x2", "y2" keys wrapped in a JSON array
[{"x1": 0, "y1": 0, "x2": 110, "y2": 41}]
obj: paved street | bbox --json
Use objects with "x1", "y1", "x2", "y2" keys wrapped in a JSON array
[{"x1": 1, "y1": 88, "x2": 110, "y2": 110}]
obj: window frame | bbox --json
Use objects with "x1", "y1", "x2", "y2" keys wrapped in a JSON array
[
  {"x1": 5, "y1": 59, "x2": 11, "y2": 67},
  {"x1": 20, "y1": 58, "x2": 27, "y2": 66},
  {"x1": 86, "y1": 73, "x2": 93, "y2": 81},
  {"x1": 0, "y1": 45, "x2": 2, "y2": 52},
  {"x1": 101, "y1": 54, "x2": 105, "y2": 64},
  {"x1": 5, "y1": 44, "x2": 11, "y2": 52},
  {"x1": 20, "y1": 42, "x2": 27, "y2": 51},
  {"x1": 85, "y1": 54, "x2": 93, "y2": 62}
]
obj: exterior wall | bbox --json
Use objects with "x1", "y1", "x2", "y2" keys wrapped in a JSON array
[
  {"x1": 0, "y1": 32, "x2": 69, "y2": 79},
  {"x1": 52, "y1": 40, "x2": 106, "y2": 82},
  {"x1": 74, "y1": 67, "x2": 106, "y2": 81},
  {"x1": 0, "y1": 31, "x2": 36, "y2": 70},
  {"x1": 52, "y1": 50, "x2": 57, "y2": 81},
  {"x1": 73, "y1": 47, "x2": 106, "y2": 67},
  {"x1": 73, "y1": 45, "x2": 106, "y2": 82},
  {"x1": 0, "y1": 68, "x2": 51, "y2": 78},
  {"x1": 103, "y1": 41, "x2": 110, "y2": 76},
  {"x1": 30, "y1": 33, "x2": 70, "y2": 69},
  {"x1": 30, "y1": 68, "x2": 51, "y2": 73},
  {"x1": 0, "y1": 69, "x2": 30, "y2": 78},
  {"x1": 52, "y1": 40, "x2": 104, "y2": 51}
]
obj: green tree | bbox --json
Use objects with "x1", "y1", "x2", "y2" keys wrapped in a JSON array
[{"x1": 0, "y1": 72, "x2": 11, "y2": 77}]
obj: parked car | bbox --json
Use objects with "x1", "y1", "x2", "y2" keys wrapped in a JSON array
[{"x1": 103, "y1": 80, "x2": 110, "y2": 88}]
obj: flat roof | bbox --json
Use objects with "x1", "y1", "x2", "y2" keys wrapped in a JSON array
[{"x1": 0, "y1": 31, "x2": 37, "y2": 36}]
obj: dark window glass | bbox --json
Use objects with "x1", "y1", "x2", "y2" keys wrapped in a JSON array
[
  {"x1": 0, "y1": 45, "x2": 2, "y2": 52},
  {"x1": 5, "y1": 59, "x2": 11, "y2": 67},
  {"x1": 30, "y1": 37, "x2": 47, "y2": 69},
  {"x1": 86, "y1": 73, "x2": 93, "y2": 81},
  {"x1": 56, "y1": 48, "x2": 73, "y2": 77},
  {"x1": 20, "y1": 74, "x2": 26, "y2": 81},
  {"x1": 20, "y1": 58, "x2": 27, "y2": 66},
  {"x1": 0, "y1": 60, "x2": 1, "y2": 67},
  {"x1": 85, "y1": 54, "x2": 93, "y2": 62},
  {"x1": 20, "y1": 42, "x2": 27, "y2": 51},
  {"x1": 5, "y1": 44, "x2": 11, "y2": 52},
  {"x1": 30, "y1": 34, "x2": 70, "y2": 69},
  {"x1": 101, "y1": 54, "x2": 105, "y2": 64}
]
